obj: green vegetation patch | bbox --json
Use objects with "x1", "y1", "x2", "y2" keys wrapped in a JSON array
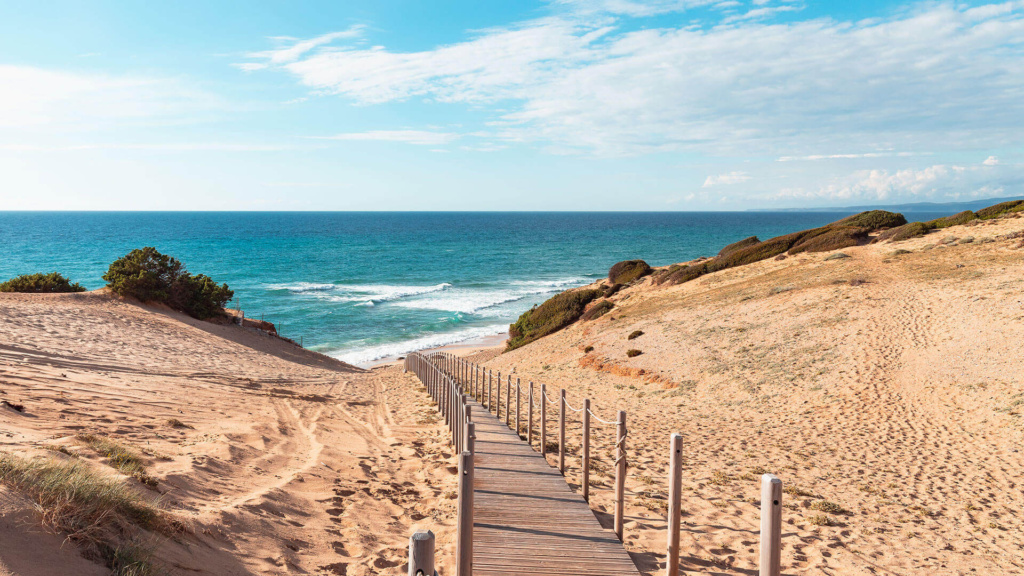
[
  {"x1": 627, "y1": 330, "x2": 644, "y2": 340},
  {"x1": 608, "y1": 260, "x2": 652, "y2": 284},
  {"x1": 977, "y1": 200, "x2": 1024, "y2": 220},
  {"x1": 928, "y1": 210, "x2": 976, "y2": 229},
  {"x1": 626, "y1": 349, "x2": 643, "y2": 358},
  {"x1": 0, "y1": 272, "x2": 86, "y2": 293},
  {"x1": 507, "y1": 288, "x2": 602, "y2": 350},
  {"x1": 580, "y1": 299, "x2": 614, "y2": 322},
  {"x1": 876, "y1": 221, "x2": 933, "y2": 243},
  {"x1": 103, "y1": 247, "x2": 233, "y2": 320},
  {"x1": 788, "y1": 226, "x2": 869, "y2": 254},
  {"x1": 718, "y1": 236, "x2": 760, "y2": 257},
  {"x1": 832, "y1": 210, "x2": 907, "y2": 230}
]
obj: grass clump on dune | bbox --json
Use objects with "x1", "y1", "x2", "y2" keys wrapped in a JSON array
[
  {"x1": 832, "y1": 210, "x2": 907, "y2": 230},
  {"x1": 77, "y1": 434, "x2": 158, "y2": 488},
  {"x1": 875, "y1": 221, "x2": 933, "y2": 243},
  {"x1": 608, "y1": 260, "x2": 652, "y2": 284},
  {"x1": 507, "y1": 288, "x2": 602, "y2": 350},
  {"x1": 0, "y1": 453, "x2": 160, "y2": 538},
  {"x1": 0, "y1": 272, "x2": 86, "y2": 293}
]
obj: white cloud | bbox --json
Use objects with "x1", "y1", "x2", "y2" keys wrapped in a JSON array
[
  {"x1": 703, "y1": 170, "x2": 751, "y2": 186},
  {"x1": 310, "y1": 130, "x2": 460, "y2": 146},
  {"x1": 236, "y1": 26, "x2": 366, "y2": 71},
  {"x1": 778, "y1": 152, "x2": 921, "y2": 161},
  {"x1": 245, "y1": 2, "x2": 1024, "y2": 158},
  {"x1": 0, "y1": 65, "x2": 218, "y2": 128},
  {"x1": 984, "y1": 155, "x2": 1000, "y2": 166},
  {"x1": 773, "y1": 161, "x2": 1024, "y2": 203}
]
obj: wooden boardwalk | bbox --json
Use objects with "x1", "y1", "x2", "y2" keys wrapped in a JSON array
[{"x1": 469, "y1": 399, "x2": 640, "y2": 576}]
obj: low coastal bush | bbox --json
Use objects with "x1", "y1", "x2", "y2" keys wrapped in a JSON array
[
  {"x1": 103, "y1": 247, "x2": 233, "y2": 320},
  {"x1": 583, "y1": 345, "x2": 594, "y2": 353},
  {"x1": 0, "y1": 272, "x2": 85, "y2": 293},
  {"x1": 626, "y1": 349, "x2": 642, "y2": 358},
  {"x1": 787, "y1": 226, "x2": 869, "y2": 254},
  {"x1": 581, "y1": 299, "x2": 614, "y2": 321},
  {"x1": 876, "y1": 221, "x2": 933, "y2": 243},
  {"x1": 608, "y1": 260, "x2": 652, "y2": 284},
  {"x1": 718, "y1": 236, "x2": 760, "y2": 257},
  {"x1": 627, "y1": 330, "x2": 644, "y2": 340},
  {"x1": 928, "y1": 210, "x2": 976, "y2": 229},
  {"x1": 603, "y1": 283, "x2": 623, "y2": 298},
  {"x1": 832, "y1": 210, "x2": 907, "y2": 230},
  {"x1": 977, "y1": 199, "x2": 1024, "y2": 219},
  {"x1": 507, "y1": 288, "x2": 601, "y2": 350}
]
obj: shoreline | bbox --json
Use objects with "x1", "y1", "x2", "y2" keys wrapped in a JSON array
[{"x1": 365, "y1": 331, "x2": 508, "y2": 368}]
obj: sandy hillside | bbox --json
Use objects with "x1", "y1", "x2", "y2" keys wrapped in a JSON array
[
  {"x1": 0, "y1": 292, "x2": 457, "y2": 576},
  {"x1": 477, "y1": 216, "x2": 1024, "y2": 575}
]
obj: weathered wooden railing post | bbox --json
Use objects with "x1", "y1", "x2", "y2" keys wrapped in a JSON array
[
  {"x1": 666, "y1": 433, "x2": 683, "y2": 576},
  {"x1": 457, "y1": 451, "x2": 474, "y2": 576},
  {"x1": 540, "y1": 383, "x2": 547, "y2": 455},
  {"x1": 515, "y1": 378, "x2": 521, "y2": 437},
  {"x1": 496, "y1": 370, "x2": 502, "y2": 418},
  {"x1": 467, "y1": 421, "x2": 476, "y2": 454},
  {"x1": 485, "y1": 369, "x2": 491, "y2": 411},
  {"x1": 408, "y1": 530, "x2": 435, "y2": 576},
  {"x1": 504, "y1": 376, "x2": 511, "y2": 426},
  {"x1": 558, "y1": 388, "x2": 566, "y2": 474},
  {"x1": 614, "y1": 410, "x2": 627, "y2": 541},
  {"x1": 463, "y1": 403, "x2": 472, "y2": 455},
  {"x1": 582, "y1": 398, "x2": 591, "y2": 502},
  {"x1": 443, "y1": 375, "x2": 450, "y2": 427},
  {"x1": 527, "y1": 381, "x2": 535, "y2": 445},
  {"x1": 760, "y1": 474, "x2": 782, "y2": 576}
]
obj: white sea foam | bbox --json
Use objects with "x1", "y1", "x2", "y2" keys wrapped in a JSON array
[
  {"x1": 330, "y1": 324, "x2": 509, "y2": 366},
  {"x1": 267, "y1": 281, "x2": 452, "y2": 304},
  {"x1": 266, "y1": 282, "x2": 337, "y2": 293},
  {"x1": 390, "y1": 277, "x2": 590, "y2": 314}
]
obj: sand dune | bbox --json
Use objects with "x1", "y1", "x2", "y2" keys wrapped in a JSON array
[
  {"x1": 0, "y1": 293, "x2": 457, "y2": 575},
  {"x1": 476, "y1": 216, "x2": 1024, "y2": 575}
]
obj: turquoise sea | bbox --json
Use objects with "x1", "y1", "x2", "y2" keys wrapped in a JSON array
[{"x1": 0, "y1": 211, "x2": 947, "y2": 366}]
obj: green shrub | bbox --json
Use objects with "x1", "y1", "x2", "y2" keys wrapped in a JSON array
[
  {"x1": 877, "y1": 221, "x2": 933, "y2": 243},
  {"x1": 507, "y1": 288, "x2": 602, "y2": 350},
  {"x1": 608, "y1": 260, "x2": 652, "y2": 284},
  {"x1": 626, "y1": 349, "x2": 642, "y2": 358},
  {"x1": 927, "y1": 210, "x2": 976, "y2": 229},
  {"x1": 832, "y1": 210, "x2": 907, "y2": 230},
  {"x1": 627, "y1": 330, "x2": 644, "y2": 340},
  {"x1": 977, "y1": 200, "x2": 1024, "y2": 219},
  {"x1": 580, "y1": 299, "x2": 614, "y2": 322},
  {"x1": 788, "y1": 226, "x2": 868, "y2": 254},
  {"x1": 718, "y1": 236, "x2": 760, "y2": 257},
  {"x1": 603, "y1": 283, "x2": 623, "y2": 298},
  {"x1": 0, "y1": 272, "x2": 85, "y2": 293},
  {"x1": 103, "y1": 247, "x2": 233, "y2": 320}
]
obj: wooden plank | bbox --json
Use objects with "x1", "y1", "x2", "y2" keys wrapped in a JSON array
[{"x1": 467, "y1": 397, "x2": 640, "y2": 576}]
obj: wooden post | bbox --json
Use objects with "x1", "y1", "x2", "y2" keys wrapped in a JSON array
[
  {"x1": 515, "y1": 378, "x2": 521, "y2": 437},
  {"x1": 496, "y1": 370, "x2": 501, "y2": 418},
  {"x1": 614, "y1": 410, "x2": 627, "y2": 541},
  {"x1": 463, "y1": 403, "x2": 471, "y2": 455},
  {"x1": 540, "y1": 383, "x2": 547, "y2": 455},
  {"x1": 457, "y1": 451, "x2": 474, "y2": 576},
  {"x1": 467, "y1": 421, "x2": 476, "y2": 454},
  {"x1": 486, "y1": 370, "x2": 491, "y2": 411},
  {"x1": 582, "y1": 398, "x2": 591, "y2": 503},
  {"x1": 667, "y1": 433, "x2": 683, "y2": 576},
  {"x1": 527, "y1": 381, "x2": 534, "y2": 445},
  {"x1": 558, "y1": 388, "x2": 566, "y2": 474},
  {"x1": 760, "y1": 474, "x2": 782, "y2": 576},
  {"x1": 408, "y1": 530, "x2": 435, "y2": 576},
  {"x1": 456, "y1": 393, "x2": 463, "y2": 454},
  {"x1": 504, "y1": 376, "x2": 511, "y2": 426}
]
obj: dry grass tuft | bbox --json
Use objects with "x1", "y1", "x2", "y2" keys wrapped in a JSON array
[
  {"x1": 76, "y1": 434, "x2": 158, "y2": 488},
  {"x1": 0, "y1": 453, "x2": 162, "y2": 542},
  {"x1": 626, "y1": 349, "x2": 643, "y2": 358},
  {"x1": 166, "y1": 418, "x2": 192, "y2": 429},
  {"x1": 810, "y1": 499, "x2": 851, "y2": 515},
  {"x1": 627, "y1": 330, "x2": 644, "y2": 340}
]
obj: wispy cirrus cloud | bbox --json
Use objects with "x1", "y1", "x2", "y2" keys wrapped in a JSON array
[
  {"x1": 242, "y1": 2, "x2": 1024, "y2": 160},
  {"x1": 0, "y1": 65, "x2": 219, "y2": 128},
  {"x1": 703, "y1": 171, "x2": 751, "y2": 187},
  {"x1": 310, "y1": 130, "x2": 461, "y2": 146}
]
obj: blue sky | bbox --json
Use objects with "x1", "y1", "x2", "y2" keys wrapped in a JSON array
[{"x1": 1, "y1": 0, "x2": 1022, "y2": 210}]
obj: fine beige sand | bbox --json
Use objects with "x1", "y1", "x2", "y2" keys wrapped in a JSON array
[
  {"x1": 0, "y1": 292, "x2": 457, "y2": 575},
  {"x1": 476, "y1": 215, "x2": 1024, "y2": 575}
]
